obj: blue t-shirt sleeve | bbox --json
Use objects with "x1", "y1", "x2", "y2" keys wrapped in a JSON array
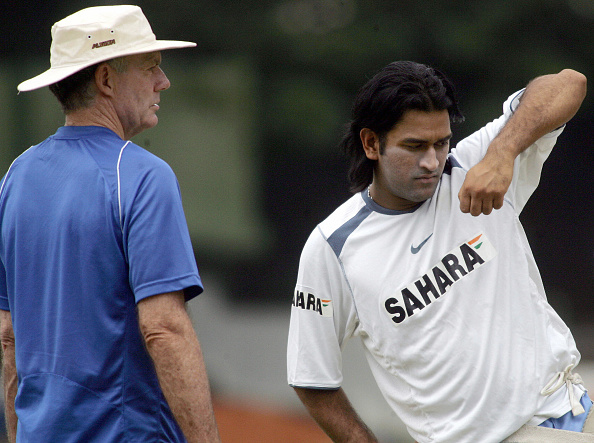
[
  {"x1": 0, "y1": 171, "x2": 10, "y2": 311},
  {"x1": 120, "y1": 154, "x2": 202, "y2": 303},
  {"x1": 0, "y1": 258, "x2": 8, "y2": 311}
]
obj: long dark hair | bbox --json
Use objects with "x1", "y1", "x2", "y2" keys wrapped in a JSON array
[{"x1": 340, "y1": 61, "x2": 465, "y2": 193}]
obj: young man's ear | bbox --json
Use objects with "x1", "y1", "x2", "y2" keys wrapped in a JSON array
[{"x1": 360, "y1": 128, "x2": 380, "y2": 160}]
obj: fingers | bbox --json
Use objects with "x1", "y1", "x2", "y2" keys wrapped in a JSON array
[
  {"x1": 493, "y1": 194, "x2": 504, "y2": 211},
  {"x1": 458, "y1": 157, "x2": 512, "y2": 216},
  {"x1": 479, "y1": 199, "x2": 494, "y2": 216},
  {"x1": 458, "y1": 190, "x2": 471, "y2": 214},
  {"x1": 458, "y1": 189, "x2": 505, "y2": 216},
  {"x1": 459, "y1": 192, "x2": 490, "y2": 216}
]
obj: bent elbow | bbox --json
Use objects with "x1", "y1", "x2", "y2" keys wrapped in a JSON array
[
  {"x1": 0, "y1": 311, "x2": 15, "y2": 350},
  {"x1": 561, "y1": 69, "x2": 587, "y2": 98},
  {"x1": 139, "y1": 313, "x2": 193, "y2": 352},
  {"x1": 140, "y1": 321, "x2": 184, "y2": 349}
]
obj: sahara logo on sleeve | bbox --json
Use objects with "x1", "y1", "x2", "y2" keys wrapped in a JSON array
[
  {"x1": 292, "y1": 289, "x2": 333, "y2": 317},
  {"x1": 384, "y1": 233, "x2": 496, "y2": 324}
]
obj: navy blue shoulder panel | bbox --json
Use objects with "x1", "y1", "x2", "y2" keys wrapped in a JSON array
[
  {"x1": 443, "y1": 155, "x2": 462, "y2": 175},
  {"x1": 326, "y1": 205, "x2": 372, "y2": 258}
]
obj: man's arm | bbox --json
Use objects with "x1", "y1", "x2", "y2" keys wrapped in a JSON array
[
  {"x1": 137, "y1": 291, "x2": 221, "y2": 442},
  {"x1": 0, "y1": 309, "x2": 17, "y2": 443},
  {"x1": 293, "y1": 386, "x2": 378, "y2": 442},
  {"x1": 459, "y1": 68, "x2": 587, "y2": 216}
]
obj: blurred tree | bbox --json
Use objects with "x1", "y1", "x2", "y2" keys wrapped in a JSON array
[{"x1": 1, "y1": 0, "x2": 592, "y2": 326}]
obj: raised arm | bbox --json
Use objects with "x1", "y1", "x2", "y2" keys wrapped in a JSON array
[
  {"x1": 293, "y1": 386, "x2": 378, "y2": 442},
  {"x1": 137, "y1": 291, "x2": 221, "y2": 442},
  {"x1": 0, "y1": 309, "x2": 17, "y2": 443},
  {"x1": 459, "y1": 69, "x2": 587, "y2": 216}
]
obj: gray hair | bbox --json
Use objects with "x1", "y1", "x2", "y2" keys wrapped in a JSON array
[{"x1": 49, "y1": 56, "x2": 129, "y2": 114}]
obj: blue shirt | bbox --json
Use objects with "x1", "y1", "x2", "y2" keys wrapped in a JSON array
[{"x1": 0, "y1": 126, "x2": 202, "y2": 442}]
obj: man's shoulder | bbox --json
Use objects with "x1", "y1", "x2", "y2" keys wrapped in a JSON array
[
  {"x1": 118, "y1": 141, "x2": 175, "y2": 176},
  {"x1": 318, "y1": 192, "x2": 366, "y2": 231},
  {"x1": 121, "y1": 140, "x2": 163, "y2": 160},
  {"x1": 304, "y1": 192, "x2": 372, "y2": 259}
]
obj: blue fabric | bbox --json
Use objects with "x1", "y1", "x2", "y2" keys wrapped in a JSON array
[
  {"x1": 0, "y1": 126, "x2": 202, "y2": 442},
  {"x1": 538, "y1": 392, "x2": 593, "y2": 431}
]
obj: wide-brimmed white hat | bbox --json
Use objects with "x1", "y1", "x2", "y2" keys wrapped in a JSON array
[{"x1": 18, "y1": 5, "x2": 196, "y2": 92}]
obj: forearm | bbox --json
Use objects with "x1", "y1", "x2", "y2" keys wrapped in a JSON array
[
  {"x1": 146, "y1": 323, "x2": 220, "y2": 442},
  {"x1": 1, "y1": 311, "x2": 17, "y2": 443},
  {"x1": 140, "y1": 294, "x2": 220, "y2": 442},
  {"x1": 459, "y1": 69, "x2": 586, "y2": 216},
  {"x1": 294, "y1": 387, "x2": 378, "y2": 443},
  {"x1": 147, "y1": 322, "x2": 220, "y2": 442},
  {"x1": 489, "y1": 68, "x2": 586, "y2": 158},
  {"x1": 2, "y1": 345, "x2": 17, "y2": 443}
]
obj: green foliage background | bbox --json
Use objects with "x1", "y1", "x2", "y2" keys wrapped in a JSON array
[{"x1": 1, "y1": 0, "x2": 593, "y2": 325}]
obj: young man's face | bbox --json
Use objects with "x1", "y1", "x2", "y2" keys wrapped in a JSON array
[
  {"x1": 363, "y1": 109, "x2": 452, "y2": 211},
  {"x1": 111, "y1": 51, "x2": 170, "y2": 139}
]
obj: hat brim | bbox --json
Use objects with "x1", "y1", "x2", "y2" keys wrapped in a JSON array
[{"x1": 17, "y1": 40, "x2": 196, "y2": 92}]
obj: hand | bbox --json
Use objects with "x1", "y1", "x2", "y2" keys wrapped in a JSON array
[{"x1": 458, "y1": 150, "x2": 514, "y2": 216}]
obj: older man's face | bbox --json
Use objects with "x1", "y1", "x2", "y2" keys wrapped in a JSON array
[{"x1": 110, "y1": 51, "x2": 170, "y2": 139}]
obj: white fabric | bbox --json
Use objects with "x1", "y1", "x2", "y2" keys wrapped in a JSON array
[
  {"x1": 541, "y1": 364, "x2": 585, "y2": 416},
  {"x1": 287, "y1": 91, "x2": 583, "y2": 443}
]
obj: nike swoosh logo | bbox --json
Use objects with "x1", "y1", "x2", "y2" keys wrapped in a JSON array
[{"x1": 411, "y1": 233, "x2": 433, "y2": 254}]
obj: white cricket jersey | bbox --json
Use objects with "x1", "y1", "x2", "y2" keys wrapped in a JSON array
[{"x1": 287, "y1": 91, "x2": 583, "y2": 443}]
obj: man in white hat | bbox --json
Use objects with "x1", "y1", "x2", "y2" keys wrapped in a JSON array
[{"x1": 0, "y1": 5, "x2": 220, "y2": 442}]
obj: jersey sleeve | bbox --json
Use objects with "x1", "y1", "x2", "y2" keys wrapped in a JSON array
[
  {"x1": 0, "y1": 171, "x2": 11, "y2": 311},
  {"x1": 451, "y1": 89, "x2": 563, "y2": 214},
  {"x1": 120, "y1": 154, "x2": 202, "y2": 303},
  {"x1": 287, "y1": 226, "x2": 358, "y2": 389},
  {"x1": 0, "y1": 257, "x2": 8, "y2": 311}
]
